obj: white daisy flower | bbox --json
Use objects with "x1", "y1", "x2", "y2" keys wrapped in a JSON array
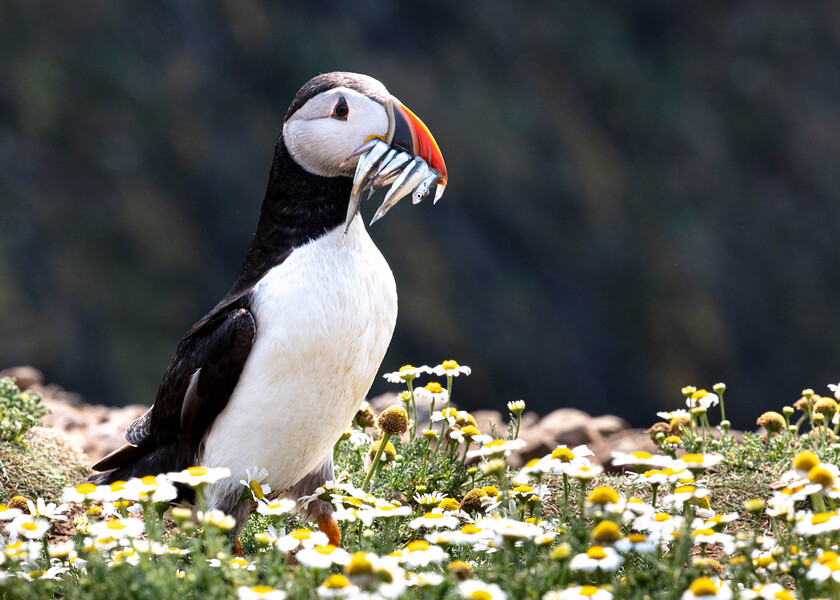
[
  {"x1": 569, "y1": 546, "x2": 623, "y2": 573},
  {"x1": 355, "y1": 503, "x2": 412, "y2": 526},
  {"x1": 431, "y1": 360, "x2": 471, "y2": 377},
  {"x1": 295, "y1": 544, "x2": 351, "y2": 569},
  {"x1": 610, "y1": 451, "x2": 672, "y2": 471},
  {"x1": 91, "y1": 480, "x2": 140, "y2": 502},
  {"x1": 410, "y1": 511, "x2": 461, "y2": 530},
  {"x1": 805, "y1": 548, "x2": 840, "y2": 583},
  {"x1": 383, "y1": 364, "x2": 429, "y2": 383},
  {"x1": 256, "y1": 498, "x2": 296, "y2": 516},
  {"x1": 430, "y1": 407, "x2": 464, "y2": 427},
  {"x1": 393, "y1": 540, "x2": 447, "y2": 568},
  {"x1": 316, "y1": 574, "x2": 360, "y2": 598},
  {"x1": 413, "y1": 491, "x2": 446, "y2": 509},
  {"x1": 6, "y1": 515, "x2": 50, "y2": 541},
  {"x1": 239, "y1": 467, "x2": 271, "y2": 501},
  {"x1": 125, "y1": 475, "x2": 178, "y2": 503},
  {"x1": 406, "y1": 571, "x2": 444, "y2": 587},
  {"x1": 685, "y1": 390, "x2": 719, "y2": 409},
  {"x1": 87, "y1": 517, "x2": 145, "y2": 541},
  {"x1": 299, "y1": 480, "x2": 357, "y2": 509},
  {"x1": 167, "y1": 466, "x2": 231, "y2": 487},
  {"x1": 237, "y1": 585, "x2": 288, "y2": 600},
  {"x1": 0, "y1": 505, "x2": 23, "y2": 521},
  {"x1": 415, "y1": 382, "x2": 450, "y2": 404},
  {"x1": 466, "y1": 438, "x2": 525, "y2": 459},
  {"x1": 61, "y1": 482, "x2": 99, "y2": 504},
  {"x1": 458, "y1": 580, "x2": 507, "y2": 600},
  {"x1": 691, "y1": 529, "x2": 735, "y2": 554},
  {"x1": 681, "y1": 578, "x2": 732, "y2": 600},
  {"x1": 544, "y1": 586, "x2": 614, "y2": 600},
  {"x1": 656, "y1": 409, "x2": 691, "y2": 421},
  {"x1": 739, "y1": 583, "x2": 797, "y2": 600},
  {"x1": 614, "y1": 532, "x2": 658, "y2": 554},
  {"x1": 343, "y1": 428, "x2": 373, "y2": 447},
  {"x1": 275, "y1": 528, "x2": 330, "y2": 553},
  {"x1": 450, "y1": 427, "x2": 493, "y2": 445},
  {"x1": 197, "y1": 509, "x2": 236, "y2": 531},
  {"x1": 108, "y1": 548, "x2": 140, "y2": 567},
  {"x1": 794, "y1": 510, "x2": 840, "y2": 537}
]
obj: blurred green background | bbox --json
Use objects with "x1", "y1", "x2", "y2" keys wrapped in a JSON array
[{"x1": 2, "y1": 1, "x2": 840, "y2": 427}]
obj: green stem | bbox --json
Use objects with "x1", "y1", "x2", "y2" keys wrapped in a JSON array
[{"x1": 362, "y1": 433, "x2": 392, "y2": 492}]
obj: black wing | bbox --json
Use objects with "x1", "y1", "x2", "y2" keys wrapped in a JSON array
[{"x1": 92, "y1": 305, "x2": 256, "y2": 473}]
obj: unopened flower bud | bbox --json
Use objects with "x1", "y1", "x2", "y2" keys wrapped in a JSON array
[{"x1": 377, "y1": 406, "x2": 409, "y2": 436}]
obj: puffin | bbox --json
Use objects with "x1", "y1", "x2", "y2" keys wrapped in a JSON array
[{"x1": 89, "y1": 72, "x2": 447, "y2": 545}]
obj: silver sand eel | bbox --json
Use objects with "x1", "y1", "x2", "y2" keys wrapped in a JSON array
[{"x1": 341, "y1": 139, "x2": 446, "y2": 238}]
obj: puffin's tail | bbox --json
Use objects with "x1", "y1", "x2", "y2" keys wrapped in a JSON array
[{"x1": 88, "y1": 442, "x2": 192, "y2": 485}]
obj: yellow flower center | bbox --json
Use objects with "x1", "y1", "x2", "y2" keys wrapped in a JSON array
[
  {"x1": 591, "y1": 520, "x2": 622, "y2": 543},
  {"x1": 460, "y1": 425, "x2": 480, "y2": 437},
  {"x1": 346, "y1": 553, "x2": 374, "y2": 576},
  {"x1": 586, "y1": 486, "x2": 619, "y2": 505},
  {"x1": 109, "y1": 481, "x2": 126, "y2": 492},
  {"x1": 249, "y1": 481, "x2": 265, "y2": 500},
  {"x1": 691, "y1": 390, "x2": 709, "y2": 399},
  {"x1": 551, "y1": 447, "x2": 575, "y2": 462},
  {"x1": 793, "y1": 451, "x2": 820, "y2": 473},
  {"x1": 406, "y1": 541, "x2": 429, "y2": 552},
  {"x1": 675, "y1": 485, "x2": 696, "y2": 494},
  {"x1": 462, "y1": 524, "x2": 482, "y2": 535},
  {"x1": 315, "y1": 544, "x2": 336, "y2": 555},
  {"x1": 819, "y1": 551, "x2": 839, "y2": 564},
  {"x1": 443, "y1": 407, "x2": 458, "y2": 417},
  {"x1": 399, "y1": 365, "x2": 415, "y2": 372},
  {"x1": 655, "y1": 513, "x2": 671, "y2": 522},
  {"x1": 689, "y1": 577, "x2": 719, "y2": 595},
  {"x1": 665, "y1": 435, "x2": 682, "y2": 445},
  {"x1": 423, "y1": 381, "x2": 443, "y2": 393},
  {"x1": 250, "y1": 586, "x2": 275, "y2": 594},
  {"x1": 580, "y1": 587, "x2": 600, "y2": 598},
  {"x1": 586, "y1": 546, "x2": 608, "y2": 559},
  {"x1": 809, "y1": 465, "x2": 835, "y2": 487},
  {"x1": 141, "y1": 475, "x2": 157, "y2": 486},
  {"x1": 681, "y1": 454, "x2": 704, "y2": 463},
  {"x1": 628, "y1": 533, "x2": 646, "y2": 543},
  {"x1": 75, "y1": 483, "x2": 96, "y2": 495},
  {"x1": 441, "y1": 360, "x2": 460, "y2": 370},
  {"x1": 812, "y1": 512, "x2": 835, "y2": 524},
  {"x1": 323, "y1": 574, "x2": 351, "y2": 589},
  {"x1": 631, "y1": 451, "x2": 653, "y2": 459},
  {"x1": 292, "y1": 528, "x2": 312, "y2": 540},
  {"x1": 107, "y1": 521, "x2": 126, "y2": 530},
  {"x1": 230, "y1": 557, "x2": 248, "y2": 566},
  {"x1": 753, "y1": 556, "x2": 775, "y2": 567},
  {"x1": 468, "y1": 592, "x2": 492, "y2": 600},
  {"x1": 187, "y1": 466, "x2": 208, "y2": 476},
  {"x1": 21, "y1": 522, "x2": 37, "y2": 532}
]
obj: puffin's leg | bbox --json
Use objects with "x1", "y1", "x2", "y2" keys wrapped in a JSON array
[
  {"x1": 205, "y1": 484, "x2": 255, "y2": 555},
  {"x1": 283, "y1": 455, "x2": 341, "y2": 546}
]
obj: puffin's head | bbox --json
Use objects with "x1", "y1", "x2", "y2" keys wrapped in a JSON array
[{"x1": 282, "y1": 72, "x2": 447, "y2": 231}]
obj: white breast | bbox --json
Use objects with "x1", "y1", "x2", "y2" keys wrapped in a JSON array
[{"x1": 200, "y1": 219, "x2": 397, "y2": 505}]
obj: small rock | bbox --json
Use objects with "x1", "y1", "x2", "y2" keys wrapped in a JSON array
[{"x1": 0, "y1": 366, "x2": 44, "y2": 390}]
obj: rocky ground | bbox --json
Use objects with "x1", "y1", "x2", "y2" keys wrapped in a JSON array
[{"x1": 1, "y1": 366, "x2": 658, "y2": 476}]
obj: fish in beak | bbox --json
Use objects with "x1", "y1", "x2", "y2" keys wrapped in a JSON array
[{"x1": 342, "y1": 97, "x2": 447, "y2": 235}]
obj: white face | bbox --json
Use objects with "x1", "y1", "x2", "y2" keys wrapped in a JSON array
[{"x1": 283, "y1": 87, "x2": 390, "y2": 178}]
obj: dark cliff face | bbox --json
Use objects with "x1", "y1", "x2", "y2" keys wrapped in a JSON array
[{"x1": 3, "y1": 3, "x2": 840, "y2": 427}]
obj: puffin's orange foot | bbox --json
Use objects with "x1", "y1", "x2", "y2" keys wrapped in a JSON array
[
  {"x1": 317, "y1": 515, "x2": 341, "y2": 547},
  {"x1": 234, "y1": 538, "x2": 243, "y2": 556}
]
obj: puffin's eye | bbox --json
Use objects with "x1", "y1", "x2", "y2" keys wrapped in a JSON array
[{"x1": 331, "y1": 96, "x2": 349, "y2": 120}]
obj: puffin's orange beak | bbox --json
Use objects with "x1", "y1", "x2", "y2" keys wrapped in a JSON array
[{"x1": 387, "y1": 98, "x2": 447, "y2": 185}]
